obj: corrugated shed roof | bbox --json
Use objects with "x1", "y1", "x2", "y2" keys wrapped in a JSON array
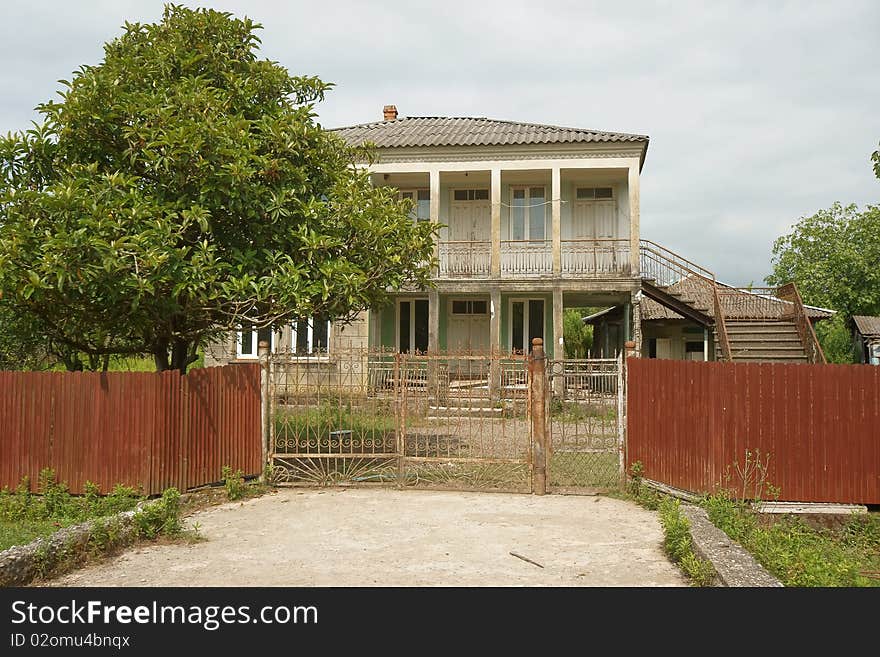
[
  {"x1": 853, "y1": 315, "x2": 880, "y2": 337},
  {"x1": 640, "y1": 278, "x2": 834, "y2": 321},
  {"x1": 331, "y1": 116, "x2": 649, "y2": 149}
]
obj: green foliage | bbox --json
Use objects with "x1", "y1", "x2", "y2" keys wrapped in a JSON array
[
  {"x1": 658, "y1": 496, "x2": 715, "y2": 586},
  {"x1": 766, "y1": 202, "x2": 880, "y2": 362},
  {"x1": 0, "y1": 4, "x2": 436, "y2": 373},
  {"x1": 872, "y1": 141, "x2": 880, "y2": 180},
  {"x1": 701, "y1": 493, "x2": 880, "y2": 587},
  {"x1": 221, "y1": 465, "x2": 246, "y2": 501},
  {"x1": 562, "y1": 308, "x2": 594, "y2": 358},
  {"x1": 813, "y1": 313, "x2": 855, "y2": 364},
  {"x1": 133, "y1": 487, "x2": 182, "y2": 539},
  {"x1": 0, "y1": 470, "x2": 143, "y2": 551}
]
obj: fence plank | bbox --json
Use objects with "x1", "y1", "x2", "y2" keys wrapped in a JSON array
[
  {"x1": 0, "y1": 364, "x2": 261, "y2": 495},
  {"x1": 627, "y1": 358, "x2": 880, "y2": 504}
]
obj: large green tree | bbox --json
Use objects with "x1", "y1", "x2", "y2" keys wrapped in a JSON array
[
  {"x1": 0, "y1": 5, "x2": 435, "y2": 373},
  {"x1": 766, "y1": 202, "x2": 880, "y2": 362}
]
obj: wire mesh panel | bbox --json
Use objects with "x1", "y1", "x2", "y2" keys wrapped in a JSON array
[
  {"x1": 398, "y1": 352, "x2": 532, "y2": 492},
  {"x1": 547, "y1": 356, "x2": 624, "y2": 493}
]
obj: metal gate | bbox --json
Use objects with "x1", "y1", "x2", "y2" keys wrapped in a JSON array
[
  {"x1": 268, "y1": 348, "x2": 533, "y2": 492},
  {"x1": 547, "y1": 355, "x2": 625, "y2": 493}
]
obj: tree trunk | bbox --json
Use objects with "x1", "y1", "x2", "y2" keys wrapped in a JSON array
[
  {"x1": 170, "y1": 338, "x2": 193, "y2": 374},
  {"x1": 153, "y1": 338, "x2": 170, "y2": 372}
]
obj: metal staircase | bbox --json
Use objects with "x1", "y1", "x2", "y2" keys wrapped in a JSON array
[{"x1": 638, "y1": 240, "x2": 825, "y2": 363}]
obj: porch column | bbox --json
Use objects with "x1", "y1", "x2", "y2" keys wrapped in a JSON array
[
  {"x1": 428, "y1": 289, "x2": 440, "y2": 353},
  {"x1": 628, "y1": 163, "x2": 640, "y2": 274},
  {"x1": 279, "y1": 324, "x2": 293, "y2": 352},
  {"x1": 491, "y1": 168, "x2": 501, "y2": 278},
  {"x1": 631, "y1": 289, "x2": 642, "y2": 355},
  {"x1": 552, "y1": 166, "x2": 562, "y2": 275},
  {"x1": 489, "y1": 287, "x2": 501, "y2": 399},
  {"x1": 552, "y1": 286, "x2": 564, "y2": 395},
  {"x1": 430, "y1": 168, "x2": 441, "y2": 277}
]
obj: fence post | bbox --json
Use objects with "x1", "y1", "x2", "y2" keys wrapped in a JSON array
[
  {"x1": 529, "y1": 338, "x2": 548, "y2": 495},
  {"x1": 258, "y1": 340, "x2": 271, "y2": 482}
]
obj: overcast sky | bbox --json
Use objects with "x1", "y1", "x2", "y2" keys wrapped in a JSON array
[{"x1": 2, "y1": 1, "x2": 878, "y2": 285}]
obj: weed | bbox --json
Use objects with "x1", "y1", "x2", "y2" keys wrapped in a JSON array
[
  {"x1": 659, "y1": 497, "x2": 716, "y2": 586},
  {"x1": 133, "y1": 488, "x2": 182, "y2": 539},
  {"x1": 222, "y1": 466, "x2": 247, "y2": 501}
]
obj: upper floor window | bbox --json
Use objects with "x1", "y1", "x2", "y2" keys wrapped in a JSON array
[
  {"x1": 576, "y1": 187, "x2": 614, "y2": 200},
  {"x1": 400, "y1": 189, "x2": 430, "y2": 221},
  {"x1": 511, "y1": 187, "x2": 546, "y2": 241}
]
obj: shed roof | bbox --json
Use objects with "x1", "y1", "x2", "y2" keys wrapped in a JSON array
[{"x1": 853, "y1": 315, "x2": 880, "y2": 337}]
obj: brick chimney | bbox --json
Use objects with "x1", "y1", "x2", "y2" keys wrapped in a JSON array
[{"x1": 383, "y1": 105, "x2": 398, "y2": 121}]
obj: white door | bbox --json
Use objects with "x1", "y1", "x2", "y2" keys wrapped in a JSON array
[
  {"x1": 572, "y1": 199, "x2": 617, "y2": 271},
  {"x1": 450, "y1": 199, "x2": 490, "y2": 241}
]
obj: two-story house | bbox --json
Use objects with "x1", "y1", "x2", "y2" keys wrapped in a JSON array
[{"x1": 206, "y1": 106, "x2": 649, "y2": 366}]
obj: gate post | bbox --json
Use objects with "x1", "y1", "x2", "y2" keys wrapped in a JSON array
[
  {"x1": 529, "y1": 338, "x2": 548, "y2": 495},
  {"x1": 258, "y1": 340, "x2": 271, "y2": 482}
]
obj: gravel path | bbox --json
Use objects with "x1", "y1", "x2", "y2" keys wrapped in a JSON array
[{"x1": 49, "y1": 488, "x2": 686, "y2": 587}]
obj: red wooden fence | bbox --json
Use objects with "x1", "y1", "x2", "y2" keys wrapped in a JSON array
[
  {"x1": 627, "y1": 358, "x2": 880, "y2": 505},
  {"x1": 0, "y1": 364, "x2": 261, "y2": 495}
]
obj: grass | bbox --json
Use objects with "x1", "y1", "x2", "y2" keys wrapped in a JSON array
[
  {"x1": 0, "y1": 470, "x2": 144, "y2": 551},
  {"x1": 549, "y1": 451, "x2": 619, "y2": 489},
  {"x1": 702, "y1": 492, "x2": 880, "y2": 587},
  {"x1": 274, "y1": 403, "x2": 396, "y2": 453}
]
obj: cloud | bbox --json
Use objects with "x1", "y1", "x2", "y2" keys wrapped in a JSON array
[{"x1": 2, "y1": 0, "x2": 877, "y2": 285}]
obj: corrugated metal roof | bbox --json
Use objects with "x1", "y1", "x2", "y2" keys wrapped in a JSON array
[
  {"x1": 853, "y1": 315, "x2": 880, "y2": 337},
  {"x1": 331, "y1": 116, "x2": 649, "y2": 149},
  {"x1": 641, "y1": 278, "x2": 834, "y2": 321}
]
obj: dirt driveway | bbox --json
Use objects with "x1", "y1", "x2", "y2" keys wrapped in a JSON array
[{"x1": 50, "y1": 488, "x2": 686, "y2": 587}]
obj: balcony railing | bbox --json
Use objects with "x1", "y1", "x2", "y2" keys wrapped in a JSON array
[
  {"x1": 561, "y1": 239, "x2": 631, "y2": 277},
  {"x1": 438, "y1": 241, "x2": 491, "y2": 278},
  {"x1": 501, "y1": 240, "x2": 553, "y2": 276},
  {"x1": 436, "y1": 239, "x2": 636, "y2": 278}
]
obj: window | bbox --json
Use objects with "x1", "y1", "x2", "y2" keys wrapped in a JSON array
[
  {"x1": 685, "y1": 340, "x2": 705, "y2": 362},
  {"x1": 398, "y1": 299, "x2": 429, "y2": 353},
  {"x1": 576, "y1": 187, "x2": 613, "y2": 200},
  {"x1": 238, "y1": 325, "x2": 274, "y2": 359},
  {"x1": 400, "y1": 189, "x2": 430, "y2": 221},
  {"x1": 453, "y1": 189, "x2": 489, "y2": 201},
  {"x1": 510, "y1": 187, "x2": 546, "y2": 241},
  {"x1": 451, "y1": 299, "x2": 488, "y2": 315},
  {"x1": 292, "y1": 317, "x2": 330, "y2": 355}
]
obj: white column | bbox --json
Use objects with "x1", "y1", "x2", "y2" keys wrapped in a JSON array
[
  {"x1": 428, "y1": 289, "x2": 440, "y2": 353},
  {"x1": 491, "y1": 168, "x2": 502, "y2": 277},
  {"x1": 551, "y1": 166, "x2": 561, "y2": 275},
  {"x1": 430, "y1": 169, "x2": 441, "y2": 277},
  {"x1": 628, "y1": 164, "x2": 640, "y2": 274},
  {"x1": 489, "y1": 287, "x2": 501, "y2": 399},
  {"x1": 552, "y1": 286, "x2": 564, "y2": 395}
]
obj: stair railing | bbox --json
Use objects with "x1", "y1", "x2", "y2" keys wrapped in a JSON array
[
  {"x1": 639, "y1": 240, "x2": 733, "y2": 361},
  {"x1": 775, "y1": 282, "x2": 827, "y2": 364}
]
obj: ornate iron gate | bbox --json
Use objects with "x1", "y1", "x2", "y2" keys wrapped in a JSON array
[
  {"x1": 547, "y1": 355, "x2": 625, "y2": 493},
  {"x1": 268, "y1": 348, "x2": 533, "y2": 492}
]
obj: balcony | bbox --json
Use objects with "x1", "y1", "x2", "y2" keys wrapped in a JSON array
[
  {"x1": 438, "y1": 241, "x2": 491, "y2": 278},
  {"x1": 436, "y1": 238, "x2": 632, "y2": 279},
  {"x1": 501, "y1": 240, "x2": 553, "y2": 277},
  {"x1": 561, "y1": 239, "x2": 631, "y2": 277}
]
